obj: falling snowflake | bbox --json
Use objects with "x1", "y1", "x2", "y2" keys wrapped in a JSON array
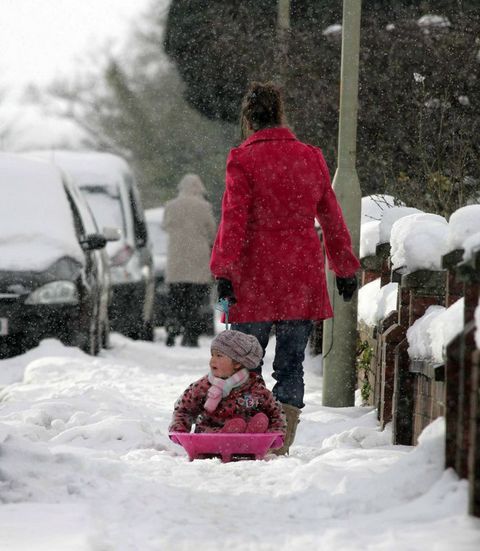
[
  {"x1": 322, "y1": 24, "x2": 342, "y2": 36},
  {"x1": 413, "y1": 73, "x2": 426, "y2": 83},
  {"x1": 417, "y1": 15, "x2": 451, "y2": 29}
]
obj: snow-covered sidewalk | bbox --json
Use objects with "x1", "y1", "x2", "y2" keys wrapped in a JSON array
[{"x1": 0, "y1": 332, "x2": 479, "y2": 550}]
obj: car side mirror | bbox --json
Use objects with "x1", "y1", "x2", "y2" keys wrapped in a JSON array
[
  {"x1": 103, "y1": 226, "x2": 122, "y2": 242},
  {"x1": 81, "y1": 233, "x2": 107, "y2": 251}
]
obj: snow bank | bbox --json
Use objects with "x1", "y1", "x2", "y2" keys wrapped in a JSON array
[{"x1": 0, "y1": 335, "x2": 478, "y2": 550}]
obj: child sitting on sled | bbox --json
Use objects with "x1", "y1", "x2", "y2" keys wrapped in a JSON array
[{"x1": 169, "y1": 330, "x2": 286, "y2": 436}]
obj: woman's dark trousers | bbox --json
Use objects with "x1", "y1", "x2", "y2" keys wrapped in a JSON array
[
  {"x1": 166, "y1": 283, "x2": 209, "y2": 346},
  {"x1": 231, "y1": 320, "x2": 313, "y2": 408}
]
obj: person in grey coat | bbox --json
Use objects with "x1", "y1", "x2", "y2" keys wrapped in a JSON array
[{"x1": 162, "y1": 173, "x2": 217, "y2": 346}]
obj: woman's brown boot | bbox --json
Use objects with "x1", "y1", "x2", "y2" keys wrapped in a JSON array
[{"x1": 271, "y1": 403, "x2": 301, "y2": 455}]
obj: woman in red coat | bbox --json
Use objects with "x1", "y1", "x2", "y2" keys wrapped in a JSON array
[{"x1": 210, "y1": 82, "x2": 360, "y2": 453}]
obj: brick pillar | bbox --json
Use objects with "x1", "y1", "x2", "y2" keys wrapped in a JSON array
[
  {"x1": 377, "y1": 243, "x2": 392, "y2": 287},
  {"x1": 442, "y1": 249, "x2": 465, "y2": 307},
  {"x1": 377, "y1": 311, "x2": 397, "y2": 425},
  {"x1": 446, "y1": 333, "x2": 462, "y2": 470},
  {"x1": 392, "y1": 337, "x2": 414, "y2": 444},
  {"x1": 469, "y1": 350, "x2": 480, "y2": 517},
  {"x1": 380, "y1": 279, "x2": 409, "y2": 430},
  {"x1": 457, "y1": 322, "x2": 476, "y2": 478},
  {"x1": 360, "y1": 243, "x2": 391, "y2": 287},
  {"x1": 456, "y1": 251, "x2": 480, "y2": 481},
  {"x1": 392, "y1": 269, "x2": 446, "y2": 446}
]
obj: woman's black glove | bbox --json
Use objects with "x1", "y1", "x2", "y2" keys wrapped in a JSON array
[
  {"x1": 336, "y1": 275, "x2": 358, "y2": 302},
  {"x1": 216, "y1": 278, "x2": 237, "y2": 304}
]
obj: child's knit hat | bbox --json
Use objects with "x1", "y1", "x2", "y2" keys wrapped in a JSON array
[{"x1": 211, "y1": 330, "x2": 263, "y2": 370}]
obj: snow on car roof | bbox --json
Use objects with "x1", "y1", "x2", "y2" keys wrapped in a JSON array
[
  {"x1": 0, "y1": 153, "x2": 84, "y2": 271},
  {"x1": 24, "y1": 150, "x2": 131, "y2": 187}
]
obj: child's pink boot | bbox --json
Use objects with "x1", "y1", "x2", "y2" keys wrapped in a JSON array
[
  {"x1": 246, "y1": 412, "x2": 269, "y2": 433},
  {"x1": 221, "y1": 418, "x2": 247, "y2": 433}
]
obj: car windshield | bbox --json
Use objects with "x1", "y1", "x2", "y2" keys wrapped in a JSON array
[{"x1": 79, "y1": 184, "x2": 126, "y2": 238}]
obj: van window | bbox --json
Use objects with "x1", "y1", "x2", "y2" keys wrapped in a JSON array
[{"x1": 79, "y1": 184, "x2": 127, "y2": 239}]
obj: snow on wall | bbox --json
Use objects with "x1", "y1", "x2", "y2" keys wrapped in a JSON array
[
  {"x1": 407, "y1": 299, "x2": 464, "y2": 362},
  {"x1": 358, "y1": 278, "x2": 398, "y2": 327},
  {"x1": 407, "y1": 305, "x2": 445, "y2": 359},
  {"x1": 378, "y1": 206, "x2": 423, "y2": 245},
  {"x1": 359, "y1": 220, "x2": 380, "y2": 258},
  {"x1": 447, "y1": 204, "x2": 480, "y2": 251},
  {"x1": 390, "y1": 213, "x2": 449, "y2": 272},
  {"x1": 359, "y1": 196, "x2": 422, "y2": 259}
]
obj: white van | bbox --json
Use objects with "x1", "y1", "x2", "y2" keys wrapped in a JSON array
[{"x1": 25, "y1": 150, "x2": 155, "y2": 341}]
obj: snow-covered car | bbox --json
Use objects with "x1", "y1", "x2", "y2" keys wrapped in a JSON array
[
  {"x1": 145, "y1": 206, "x2": 214, "y2": 336},
  {"x1": 0, "y1": 154, "x2": 115, "y2": 357},
  {"x1": 24, "y1": 150, "x2": 155, "y2": 341},
  {"x1": 145, "y1": 207, "x2": 169, "y2": 327}
]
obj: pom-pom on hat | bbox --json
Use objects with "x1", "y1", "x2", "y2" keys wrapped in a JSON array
[{"x1": 211, "y1": 330, "x2": 263, "y2": 370}]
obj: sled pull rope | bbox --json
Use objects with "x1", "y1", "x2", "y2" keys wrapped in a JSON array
[{"x1": 215, "y1": 298, "x2": 230, "y2": 330}]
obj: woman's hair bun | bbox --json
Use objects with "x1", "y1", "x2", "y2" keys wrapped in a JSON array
[{"x1": 241, "y1": 81, "x2": 284, "y2": 134}]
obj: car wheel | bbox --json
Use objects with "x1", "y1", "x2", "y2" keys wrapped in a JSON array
[{"x1": 77, "y1": 303, "x2": 99, "y2": 356}]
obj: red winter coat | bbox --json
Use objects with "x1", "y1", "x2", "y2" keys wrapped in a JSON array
[
  {"x1": 210, "y1": 127, "x2": 360, "y2": 323},
  {"x1": 169, "y1": 372, "x2": 286, "y2": 434}
]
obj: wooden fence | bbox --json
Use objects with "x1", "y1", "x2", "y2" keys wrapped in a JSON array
[{"x1": 357, "y1": 244, "x2": 480, "y2": 517}]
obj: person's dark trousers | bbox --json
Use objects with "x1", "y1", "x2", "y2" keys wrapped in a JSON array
[
  {"x1": 231, "y1": 320, "x2": 313, "y2": 409},
  {"x1": 167, "y1": 283, "x2": 209, "y2": 346}
]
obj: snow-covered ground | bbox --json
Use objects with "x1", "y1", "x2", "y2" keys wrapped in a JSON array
[{"x1": 1, "y1": 330, "x2": 479, "y2": 551}]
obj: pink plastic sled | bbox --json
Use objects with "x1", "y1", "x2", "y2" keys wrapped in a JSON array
[{"x1": 169, "y1": 432, "x2": 284, "y2": 462}]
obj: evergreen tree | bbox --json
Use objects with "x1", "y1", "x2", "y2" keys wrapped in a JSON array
[{"x1": 165, "y1": 0, "x2": 480, "y2": 215}]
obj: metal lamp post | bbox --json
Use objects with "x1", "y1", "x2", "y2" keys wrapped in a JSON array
[{"x1": 322, "y1": 0, "x2": 362, "y2": 407}]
